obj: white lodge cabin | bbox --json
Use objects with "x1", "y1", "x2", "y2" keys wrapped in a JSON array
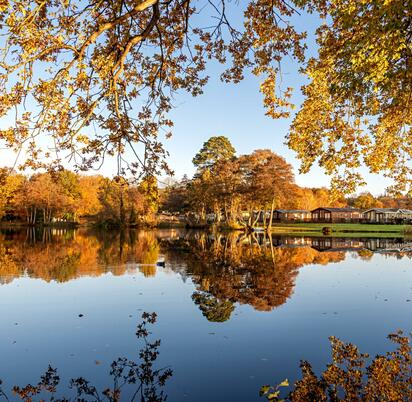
[{"x1": 363, "y1": 208, "x2": 412, "y2": 223}]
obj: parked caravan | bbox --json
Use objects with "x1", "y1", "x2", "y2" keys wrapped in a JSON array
[{"x1": 363, "y1": 208, "x2": 412, "y2": 223}]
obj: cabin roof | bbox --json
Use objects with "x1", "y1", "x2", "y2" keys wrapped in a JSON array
[
  {"x1": 363, "y1": 208, "x2": 412, "y2": 214},
  {"x1": 276, "y1": 209, "x2": 310, "y2": 213},
  {"x1": 311, "y1": 207, "x2": 362, "y2": 213}
]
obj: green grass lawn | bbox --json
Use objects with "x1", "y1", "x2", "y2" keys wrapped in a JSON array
[{"x1": 267, "y1": 222, "x2": 412, "y2": 235}]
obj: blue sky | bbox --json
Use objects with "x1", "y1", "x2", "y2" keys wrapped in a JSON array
[{"x1": 0, "y1": 3, "x2": 391, "y2": 195}]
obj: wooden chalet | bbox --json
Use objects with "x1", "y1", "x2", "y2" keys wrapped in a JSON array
[
  {"x1": 363, "y1": 208, "x2": 412, "y2": 223},
  {"x1": 311, "y1": 207, "x2": 362, "y2": 223},
  {"x1": 273, "y1": 209, "x2": 311, "y2": 222}
]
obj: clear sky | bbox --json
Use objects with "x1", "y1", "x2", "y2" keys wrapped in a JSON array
[{"x1": 0, "y1": 4, "x2": 392, "y2": 195}]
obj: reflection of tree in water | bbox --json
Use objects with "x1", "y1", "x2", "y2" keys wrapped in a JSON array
[
  {"x1": 192, "y1": 291, "x2": 235, "y2": 322},
  {"x1": 2, "y1": 228, "x2": 410, "y2": 315},
  {"x1": 261, "y1": 331, "x2": 412, "y2": 401},
  {"x1": 93, "y1": 230, "x2": 160, "y2": 267},
  {"x1": 163, "y1": 232, "x2": 346, "y2": 313},
  {"x1": 356, "y1": 249, "x2": 374, "y2": 260},
  {"x1": 0, "y1": 228, "x2": 161, "y2": 283},
  {"x1": 0, "y1": 313, "x2": 172, "y2": 402}
]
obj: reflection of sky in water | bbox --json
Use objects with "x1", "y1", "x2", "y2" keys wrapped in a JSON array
[{"x1": 0, "y1": 232, "x2": 411, "y2": 401}]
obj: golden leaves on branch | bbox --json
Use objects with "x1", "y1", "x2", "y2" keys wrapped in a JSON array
[
  {"x1": 0, "y1": 0, "x2": 307, "y2": 176},
  {"x1": 288, "y1": 0, "x2": 412, "y2": 195}
]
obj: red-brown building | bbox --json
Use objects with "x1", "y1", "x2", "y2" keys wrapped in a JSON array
[{"x1": 311, "y1": 207, "x2": 362, "y2": 223}]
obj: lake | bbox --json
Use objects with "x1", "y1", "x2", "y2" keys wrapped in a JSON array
[{"x1": 0, "y1": 228, "x2": 411, "y2": 401}]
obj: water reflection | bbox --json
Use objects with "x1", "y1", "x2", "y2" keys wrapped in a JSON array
[
  {"x1": 0, "y1": 228, "x2": 411, "y2": 402},
  {"x1": 0, "y1": 228, "x2": 411, "y2": 315},
  {"x1": 0, "y1": 312, "x2": 172, "y2": 402},
  {"x1": 0, "y1": 228, "x2": 162, "y2": 284},
  {"x1": 163, "y1": 232, "x2": 412, "y2": 313},
  {"x1": 163, "y1": 232, "x2": 347, "y2": 313}
]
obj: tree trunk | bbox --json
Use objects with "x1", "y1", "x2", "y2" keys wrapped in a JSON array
[
  {"x1": 268, "y1": 197, "x2": 276, "y2": 232},
  {"x1": 214, "y1": 202, "x2": 221, "y2": 223},
  {"x1": 224, "y1": 202, "x2": 229, "y2": 222},
  {"x1": 43, "y1": 208, "x2": 48, "y2": 224},
  {"x1": 119, "y1": 190, "x2": 125, "y2": 226},
  {"x1": 200, "y1": 205, "x2": 206, "y2": 223},
  {"x1": 268, "y1": 231, "x2": 275, "y2": 266},
  {"x1": 263, "y1": 209, "x2": 268, "y2": 229},
  {"x1": 251, "y1": 210, "x2": 261, "y2": 228}
]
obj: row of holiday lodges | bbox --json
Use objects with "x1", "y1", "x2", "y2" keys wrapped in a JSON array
[{"x1": 270, "y1": 207, "x2": 412, "y2": 223}]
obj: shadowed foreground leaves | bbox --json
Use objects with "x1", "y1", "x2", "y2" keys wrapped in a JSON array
[
  {"x1": 261, "y1": 331, "x2": 411, "y2": 401},
  {"x1": 0, "y1": 313, "x2": 172, "y2": 402}
]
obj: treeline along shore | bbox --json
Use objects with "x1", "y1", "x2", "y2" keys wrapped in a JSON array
[{"x1": 1, "y1": 137, "x2": 412, "y2": 232}]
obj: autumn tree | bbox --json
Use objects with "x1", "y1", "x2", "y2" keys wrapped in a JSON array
[
  {"x1": 15, "y1": 174, "x2": 51, "y2": 224},
  {"x1": 0, "y1": 169, "x2": 25, "y2": 219},
  {"x1": 98, "y1": 177, "x2": 130, "y2": 226},
  {"x1": 0, "y1": 0, "x2": 304, "y2": 177},
  {"x1": 237, "y1": 150, "x2": 295, "y2": 228},
  {"x1": 290, "y1": 186, "x2": 316, "y2": 210},
  {"x1": 352, "y1": 192, "x2": 383, "y2": 210},
  {"x1": 0, "y1": 1, "x2": 411, "y2": 194},
  {"x1": 192, "y1": 136, "x2": 236, "y2": 171},
  {"x1": 97, "y1": 176, "x2": 157, "y2": 226},
  {"x1": 209, "y1": 158, "x2": 243, "y2": 225},
  {"x1": 51, "y1": 169, "x2": 82, "y2": 220},
  {"x1": 186, "y1": 148, "x2": 298, "y2": 227},
  {"x1": 189, "y1": 159, "x2": 242, "y2": 224},
  {"x1": 187, "y1": 137, "x2": 239, "y2": 224},
  {"x1": 186, "y1": 170, "x2": 214, "y2": 223},
  {"x1": 77, "y1": 175, "x2": 105, "y2": 217},
  {"x1": 139, "y1": 175, "x2": 160, "y2": 215},
  {"x1": 375, "y1": 195, "x2": 412, "y2": 210},
  {"x1": 288, "y1": 0, "x2": 412, "y2": 194},
  {"x1": 160, "y1": 177, "x2": 190, "y2": 214},
  {"x1": 25, "y1": 173, "x2": 68, "y2": 224}
]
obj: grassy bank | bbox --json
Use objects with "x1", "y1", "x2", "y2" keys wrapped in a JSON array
[{"x1": 268, "y1": 222, "x2": 411, "y2": 236}]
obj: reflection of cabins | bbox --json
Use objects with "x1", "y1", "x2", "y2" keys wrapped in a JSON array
[
  {"x1": 308, "y1": 237, "x2": 412, "y2": 253},
  {"x1": 362, "y1": 238, "x2": 412, "y2": 253},
  {"x1": 281, "y1": 237, "x2": 312, "y2": 246},
  {"x1": 310, "y1": 237, "x2": 364, "y2": 251},
  {"x1": 363, "y1": 208, "x2": 412, "y2": 223},
  {"x1": 311, "y1": 207, "x2": 362, "y2": 223},
  {"x1": 257, "y1": 234, "x2": 312, "y2": 247},
  {"x1": 273, "y1": 210, "x2": 311, "y2": 222}
]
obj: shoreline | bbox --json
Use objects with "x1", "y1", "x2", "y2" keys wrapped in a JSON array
[{"x1": 0, "y1": 221, "x2": 411, "y2": 237}]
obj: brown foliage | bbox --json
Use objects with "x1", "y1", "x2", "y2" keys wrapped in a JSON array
[{"x1": 261, "y1": 332, "x2": 412, "y2": 401}]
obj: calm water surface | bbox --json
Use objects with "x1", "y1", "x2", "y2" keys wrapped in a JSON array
[{"x1": 0, "y1": 228, "x2": 411, "y2": 401}]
